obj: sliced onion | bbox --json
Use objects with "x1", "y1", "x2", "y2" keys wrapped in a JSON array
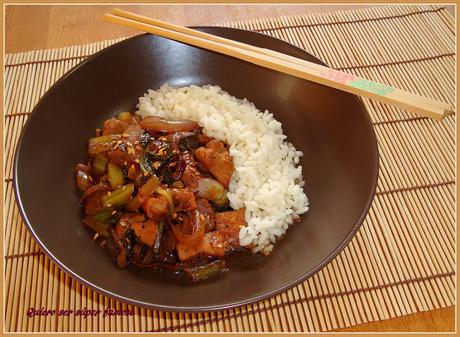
[
  {"x1": 170, "y1": 210, "x2": 206, "y2": 246},
  {"x1": 79, "y1": 182, "x2": 110, "y2": 205},
  {"x1": 123, "y1": 124, "x2": 143, "y2": 143},
  {"x1": 193, "y1": 178, "x2": 226, "y2": 201},
  {"x1": 75, "y1": 164, "x2": 93, "y2": 192},
  {"x1": 140, "y1": 116, "x2": 199, "y2": 133}
]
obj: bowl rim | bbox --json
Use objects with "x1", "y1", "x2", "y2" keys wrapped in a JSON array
[{"x1": 13, "y1": 27, "x2": 379, "y2": 312}]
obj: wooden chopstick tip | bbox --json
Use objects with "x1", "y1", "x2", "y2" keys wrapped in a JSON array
[
  {"x1": 103, "y1": 13, "x2": 116, "y2": 23},
  {"x1": 444, "y1": 107, "x2": 455, "y2": 118},
  {"x1": 112, "y1": 8, "x2": 130, "y2": 16}
]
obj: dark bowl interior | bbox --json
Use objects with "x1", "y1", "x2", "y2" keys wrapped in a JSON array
[{"x1": 14, "y1": 27, "x2": 378, "y2": 311}]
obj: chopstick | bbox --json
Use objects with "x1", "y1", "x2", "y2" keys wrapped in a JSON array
[{"x1": 105, "y1": 10, "x2": 454, "y2": 120}]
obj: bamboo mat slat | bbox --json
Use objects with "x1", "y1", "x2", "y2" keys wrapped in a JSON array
[{"x1": 4, "y1": 5, "x2": 455, "y2": 332}]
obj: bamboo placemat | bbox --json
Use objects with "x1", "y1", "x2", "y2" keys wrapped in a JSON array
[{"x1": 4, "y1": 5, "x2": 455, "y2": 332}]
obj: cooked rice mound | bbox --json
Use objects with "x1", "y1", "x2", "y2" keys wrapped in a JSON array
[{"x1": 136, "y1": 84, "x2": 309, "y2": 254}]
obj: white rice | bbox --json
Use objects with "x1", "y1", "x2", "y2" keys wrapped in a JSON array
[{"x1": 136, "y1": 83, "x2": 309, "y2": 254}]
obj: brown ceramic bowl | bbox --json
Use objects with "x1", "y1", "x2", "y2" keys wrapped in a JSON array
[{"x1": 14, "y1": 27, "x2": 378, "y2": 311}]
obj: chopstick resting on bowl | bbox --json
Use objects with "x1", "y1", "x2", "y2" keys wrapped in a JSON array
[{"x1": 105, "y1": 9, "x2": 454, "y2": 120}]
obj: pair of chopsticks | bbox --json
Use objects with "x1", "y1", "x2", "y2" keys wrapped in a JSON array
[{"x1": 105, "y1": 9, "x2": 454, "y2": 120}]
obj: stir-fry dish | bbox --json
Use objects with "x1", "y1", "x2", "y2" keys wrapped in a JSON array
[{"x1": 75, "y1": 112, "x2": 248, "y2": 282}]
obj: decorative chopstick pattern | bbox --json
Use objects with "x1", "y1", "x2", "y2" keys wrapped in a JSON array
[{"x1": 4, "y1": 5, "x2": 455, "y2": 332}]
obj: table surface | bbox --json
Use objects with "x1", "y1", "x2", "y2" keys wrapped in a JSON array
[{"x1": 5, "y1": 4, "x2": 456, "y2": 333}]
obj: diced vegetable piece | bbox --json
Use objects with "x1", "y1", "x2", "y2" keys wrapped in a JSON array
[
  {"x1": 138, "y1": 175, "x2": 160, "y2": 201},
  {"x1": 92, "y1": 154, "x2": 109, "y2": 175},
  {"x1": 93, "y1": 209, "x2": 121, "y2": 223},
  {"x1": 131, "y1": 219, "x2": 158, "y2": 247},
  {"x1": 124, "y1": 195, "x2": 143, "y2": 212},
  {"x1": 75, "y1": 164, "x2": 93, "y2": 192},
  {"x1": 102, "y1": 184, "x2": 134, "y2": 208},
  {"x1": 123, "y1": 176, "x2": 159, "y2": 212},
  {"x1": 88, "y1": 135, "x2": 120, "y2": 155},
  {"x1": 117, "y1": 111, "x2": 132, "y2": 122},
  {"x1": 107, "y1": 161, "x2": 125, "y2": 188},
  {"x1": 183, "y1": 260, "x2": 226, "y2": 282},
  {"x1": 82, "y1": 210, "x2": 120, "y2": 236}
]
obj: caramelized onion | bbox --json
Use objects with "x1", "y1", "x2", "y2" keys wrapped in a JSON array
[
  {"x1": 79, "y1": 182, "x2": 110, "y2": 206},
  {"x1": 140, "y1": 116, "x2": 199, "y2": 133},
  {"x1": 193, "y1": 178, "x2": 226, "y2": 201},
  {"x1": 75, "y1": 164, "x2": 93, "y2": 192},
  {"x1": 170, "y1": 210, "x2": 206, "y2": 246}
]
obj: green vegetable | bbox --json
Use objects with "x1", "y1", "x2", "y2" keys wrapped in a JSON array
[
  {"x1": 88, "y1": 135, "x2": 120, "y2": 155},
  {"x1": 154, "y1": 221, "x2": 164, "y2": 253},
  {"x1": 178, "y1": 134, "x2": 200, "y2": 152},
  {"x1": 102, "y1": 184, "x2": 134, "y2": 208},
  {"x1": 138, "y1": 175, "x2": 160, "y2": 200},
  {"x1": 184, "y1": 260, "x2": 226, "y2": 282},
  {"x1": 82, "y1": 210, "x2": 121, "y2": 236},
  {"x1": 92, "y1": 154, "x2": 108, "y2": 175},
  {"x1": 140, "y1": 150, "x2": 174, "y2": 176},
  {"x1": 108, "y1": 161, "x2": 124, "y2": 188},
  {"x1": 140, "y1": 152, "x2": 156, "y2": 176},
  {"x1": 117, "y1": 112, "x2": 132, "y2": 122}
]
